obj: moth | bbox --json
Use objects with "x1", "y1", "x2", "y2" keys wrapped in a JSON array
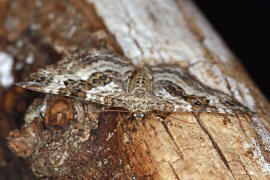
[{"x1": 16, "y1": 49, "x2": 253, "y2": 121}]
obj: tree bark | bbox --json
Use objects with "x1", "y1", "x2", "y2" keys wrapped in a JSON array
[{"x1": 1, "y1": 0, "x2": 270, "y2": 179}]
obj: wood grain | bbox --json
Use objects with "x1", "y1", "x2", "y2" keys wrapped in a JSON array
[{"x1": 2, "y1": 0, "x2": 270, "y2": 179}]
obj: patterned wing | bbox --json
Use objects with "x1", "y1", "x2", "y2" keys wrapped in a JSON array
[
  {"x1": 16, "y1": 49, "x2": 135, "y2": 105},
  {"x1": 149, "y1": 64, "x2": 251, "y2": 114}
]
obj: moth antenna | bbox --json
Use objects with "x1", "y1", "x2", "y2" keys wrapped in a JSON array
[
  {"x1": 155, "y1": 113, "x2": 196, "y2": 125},
  {"x1": 167, "y1": 115, "x2": 196, "y2": 125}
]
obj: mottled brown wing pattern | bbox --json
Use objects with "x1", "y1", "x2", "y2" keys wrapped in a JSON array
[
  {"x1": 149, "y1": 64, "x2": 252, "y2": 114},
  {"x1": 16, "y1": 49, "x2": 253, "y2": 118},
  {"x1": 16, "y1": 49, "x2": 135, "y2": 106}
]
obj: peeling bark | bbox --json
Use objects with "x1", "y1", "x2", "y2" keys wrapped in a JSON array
[{"x1": 1, "y1": 0, "x2": 270, "y2": 179}]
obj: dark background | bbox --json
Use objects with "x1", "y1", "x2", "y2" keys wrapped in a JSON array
[{"x1": 194, "y1": 0, "x2": 270, "y2": 100}]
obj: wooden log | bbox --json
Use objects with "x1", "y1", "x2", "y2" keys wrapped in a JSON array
[{"x1": 2, "y1": 0, "x2": 270, "y2": 179}]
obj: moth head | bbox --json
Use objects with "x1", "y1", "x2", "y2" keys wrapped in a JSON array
[
  {"x1": 116, "y1": 96, "x2": 150, "y2": 120},
  {"x1": 129, "y1": 103, "x2": 149, "y2": 120},
  {"x1": 133, "y1": 111, "x2": 145, "y2": 120}
]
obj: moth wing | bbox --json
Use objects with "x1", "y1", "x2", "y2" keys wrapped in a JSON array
[
  {"x1": 149, "y1": 64, "x2": 251, "y2": 114},
  {"x1": 16, "y1": 49, "x2": 136, "y2": 106}
]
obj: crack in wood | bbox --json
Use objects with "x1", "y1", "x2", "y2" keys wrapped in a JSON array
[
  {"x1": 237, "y1": 114, "x2": 252, "y2": 142},
  {"x1": 168, "y1": 162, "x2": 181, "y2": 180},
  {"x1": 161, "y1": 121, "x2": 184, "y2": 160},
  {"x1": 232, "y1": 152, "x2": 252, "y2": 180},
  {"x1": 192, "y1": 112, "x2": 236, "y2": 180},
  {"x1": 228, "y1": 114, "x2": 253, "y2": 178}
]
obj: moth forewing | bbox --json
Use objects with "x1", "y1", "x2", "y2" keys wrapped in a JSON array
[{"x1": 16, "y1": 49, "x2": 255, "y2": 131}]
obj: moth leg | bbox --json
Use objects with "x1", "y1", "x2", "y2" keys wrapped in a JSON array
[
  {"x1": 153, "y1": 114, "x2": 179, "y2": 128},
  {"x1": 154, "y1": 113, "x2": 196, "y2": 129}
]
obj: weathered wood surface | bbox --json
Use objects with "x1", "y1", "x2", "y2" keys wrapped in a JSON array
[{"x1": 1, "y1": 0, "x2": 270, "y2": 179}]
